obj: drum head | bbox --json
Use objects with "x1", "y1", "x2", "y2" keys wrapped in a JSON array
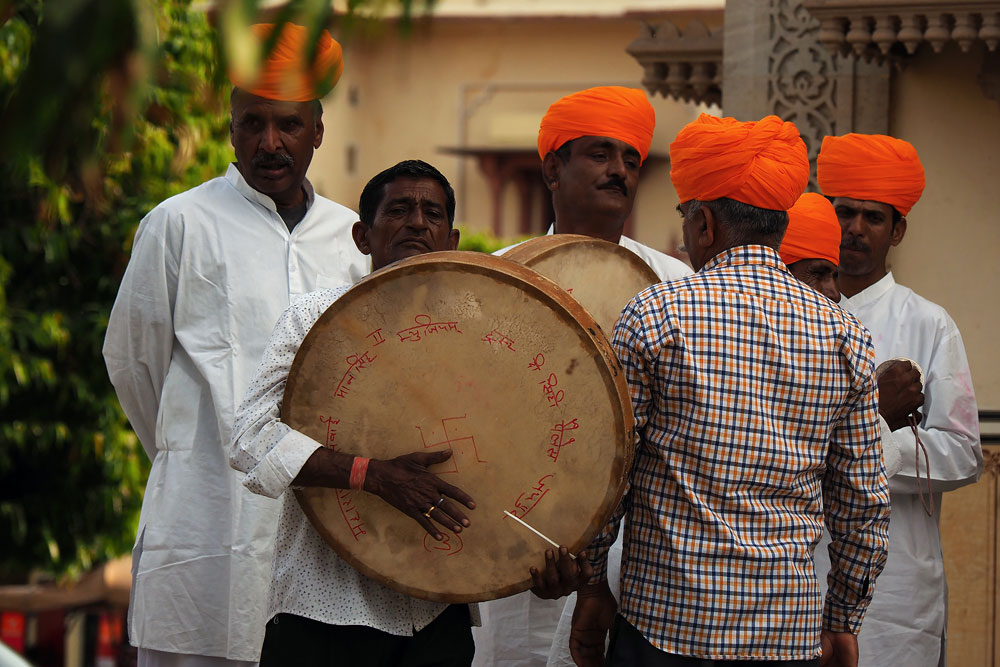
[
  {"x1": 503, "y1": 234, "x2": 661, "y2": 335},
  {"x1": 282, "y1": 251, "x2": 633, "y2": 603}
]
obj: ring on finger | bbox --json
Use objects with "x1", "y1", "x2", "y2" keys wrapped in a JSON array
[
  {"x1": 423, "y1": 504, "x2": 437, "y2": 519},
  {"x1": 435, "y1": 496, "x2": 446, "y2": 507}
]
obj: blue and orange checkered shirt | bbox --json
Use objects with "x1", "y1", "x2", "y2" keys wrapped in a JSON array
[{"x1": 589, "y1": 245, "x2": 890, "y2": 660}]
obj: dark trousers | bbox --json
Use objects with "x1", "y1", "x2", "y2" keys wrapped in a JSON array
[
  {"x1": 259, "y1": 604, "x2": 474, "y2": 667},
  {"x1": 607, "y1": 615, "x2": 820, "y2": 667}
]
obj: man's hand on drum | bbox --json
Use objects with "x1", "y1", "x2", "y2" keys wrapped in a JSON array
[
  {"x1": 366, "y1": 450, "x2": 476, "y2": 540},
  {"x1": 529, "y1": 546, "x2": 594, "y2": 599}
]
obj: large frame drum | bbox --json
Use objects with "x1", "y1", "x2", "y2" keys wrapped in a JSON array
[
  {"x1": 282, "y1": 251, "x2": 634, "y2": 603},
  {"x1": 503, "y1": 234, "x2": 661, "y2": 335}
]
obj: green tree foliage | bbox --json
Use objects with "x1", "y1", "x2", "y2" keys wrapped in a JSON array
[
  {"x1": 0, "y1": 0, "x2": 446, "y2": 581},
  {"x1": 0, "y1": 0, "x2": 232, "y2": 581}
]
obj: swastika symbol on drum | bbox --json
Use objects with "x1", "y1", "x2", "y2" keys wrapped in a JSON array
[
  {"x1": 415, "y1": 415, "x2": 487, "y2": 473},
  {"x1": 423, "y1": 530, "x2": 464, "y2": 556}
]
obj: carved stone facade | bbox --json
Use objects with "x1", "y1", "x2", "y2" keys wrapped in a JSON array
[
  {"x1": 803, "y1": 0, "x2": 1000, "y2": 62},
  {"x1": 720, "y1": 0, "x2": 889, "y2": 185},
  {"x1": 626, "y1": 20, "x2": 723, "y2": 106}
]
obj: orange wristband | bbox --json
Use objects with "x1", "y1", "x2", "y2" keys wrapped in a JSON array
[{"x1": 349, "y1": 457, "x2": 370, "y2": 490}]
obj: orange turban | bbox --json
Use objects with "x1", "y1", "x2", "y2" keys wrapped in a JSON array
[
  {"x1": 669, "y1": 113, "x2": 809, "y2": 211},
  {"x1": 817, "y1": 134, "x2": 925, "y2": 216},
  {"x1": 228, "y1": 23, "x2": 343, "y2": 102},
  {"x1": 779, "y1": 193, "x2": 841, "y2": 266},
  {"x1": 537, "y1": 87, "x2": 655, "y2": 163}
]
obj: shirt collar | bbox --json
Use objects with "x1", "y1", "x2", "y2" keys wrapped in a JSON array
[
  {"x1": 700, "y1": 245, "x2": 786, "y2": 273},
  {"x1": 545, "y1": 223, "x2": 627, "y2": 248},
  {"x1": 840, "y1": 271, "x2": 895, "y2": 309},
  {"x1": 225, "y1": 163, "x2": 315, "y2": 213}
]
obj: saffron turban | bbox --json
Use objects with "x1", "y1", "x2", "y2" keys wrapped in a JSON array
[
  {"x1": 669, "y1": 113, "x2": 809, "y2": 211},
  {"x1": 817, "y1": 133, "x2": 925, "y2": 216},
  {"x1": 537, "y1": 87, "x2": 656, "y2": 163},
  {"x1": 779, "y1": 192, "x2": 841, "y2": 266},
  {"x1": 228, "y1": 23, "x2": 344, "y2": 102}
]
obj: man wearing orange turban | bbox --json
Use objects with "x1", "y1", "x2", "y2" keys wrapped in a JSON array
[
  {"x1": 815, "y1": 134, "x2": 982, "y2": 667},
  {"x1": 506, "y1": 86, "x2": 690, "y2": 282},
  {"x1": 558, "y1": 114, "x2": 890, "y2": 667},
  {"x1": 479, "y1": 86, "x2": 691, "y2": 667},
  {"x1": 779, "y1": 192, "x2": 842, "y2": 302},
  {"x1": 105, "y1": 21, "x2": 367, "y2": 667}
]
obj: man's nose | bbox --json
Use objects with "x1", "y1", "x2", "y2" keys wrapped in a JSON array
[
  {"x1": 607, "y1": 153, "x2": 626, "y2": 178},
  {"x1": 405, "y1": 209, "x2": 430, "y2": 231},
  {"x1": 260, "y1": 123, "x2": 282, "y2": 152},
  {"x1": 841, "y1": 211, "x2": 864, "y2": 235}
]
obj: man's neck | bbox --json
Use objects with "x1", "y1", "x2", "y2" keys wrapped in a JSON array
[
  {"x1": 839, "y1": 268, "x2": 887, "y2": 299},
  {"x1": 552, "y1": 215, "x2": 624, "y2": 245}
]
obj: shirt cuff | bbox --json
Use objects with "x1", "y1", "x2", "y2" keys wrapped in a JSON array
[
  {"x1": 822, "y1": 597, "x2": 866, "y2": 634},
  {"x1": 243, "y1": 430, "x2": 322, "y2": 498}
]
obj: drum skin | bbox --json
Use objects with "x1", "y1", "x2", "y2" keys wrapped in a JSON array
[
  {"x1": 503, "y1": 234, "x2": 661, "y2": 336},
  {"x1": 282, "y1": 251, "x2": 634, "y2": 603}
]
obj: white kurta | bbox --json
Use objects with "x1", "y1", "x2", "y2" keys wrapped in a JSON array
[
  {"x1": 814, "y1": 272, "x2": 982, "y2": 667},
  {"x1": 103, "y1": 165, "x2": 369, "y2": 661},
  {"x1": 476, "y1": 226, "x2": 691, "y2": 667}
]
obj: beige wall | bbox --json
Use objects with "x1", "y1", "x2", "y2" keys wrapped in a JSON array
[
  {"x1": 889, "y1": 41, "x2": 1000, "y2": 409},
  {"x1": 308, "y1": 16, "x2": 715, "y2": 254}
]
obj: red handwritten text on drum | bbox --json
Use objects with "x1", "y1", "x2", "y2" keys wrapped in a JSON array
[
  {"x1": 336, "y1": 488, "x2": 367, "y2": 541},
  {"x1": 482, "y1": 329, "x2": 516, "y2": 351},
  {"x1": 334, "y1": 350, "x2": 378, "y2": 399},
  {"x1": 320, "y1": 416, "x2": 340, "y2": 448},
  {"x1": 416, "y1": 415, "x2": 486, "y2": 473},
  {"x1": 528, "y1": 353, "x2": 545, "y2": 372},
  {"x1": 422, "y1": 530, "x2": 465, "y2": 557},
  {"x1": 396, "y1": 314, "x2": 462, "y2": 343},
  {"x1": 367, "y1": 327, "x2": 386, "y2": 347},
  {"x1": 510, "y1": 474, "x2": 554, "y2": 519},
  {"x1": 539, "y1": 373, "x2": 565, "y2": 408},
  {"x1": 547, "y1": 418, "x2": 580, "y2": 462}
]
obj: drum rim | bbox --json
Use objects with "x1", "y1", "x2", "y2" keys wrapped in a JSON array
[
  {"x1": 503, "y1": 233, "x2": 661, "y2": 287},
  {"x1": 283, "y1": 250, "x2": 635, "y2": 603}
]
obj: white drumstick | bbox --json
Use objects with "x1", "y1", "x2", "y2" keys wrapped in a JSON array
[{"x1": 503, "y1": 511, "x2": 576, "y2": 559}]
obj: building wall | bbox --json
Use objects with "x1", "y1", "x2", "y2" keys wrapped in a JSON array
[
  {"x1": 889, "y1": 41, "x2": 1000, "y2": 409},
  {"x1": 308, "y1": 15, "x2": 716, "y2": 254}
]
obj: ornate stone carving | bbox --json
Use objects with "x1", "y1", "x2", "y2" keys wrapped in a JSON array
[
  {"x1": 803, "y1": 1, "x2": 1000, "y2": 62},
  {"x1": 626, "y1": 19, "x2": 723, "y2": 106},
  {"x1": 768, "y1": 0, "x2": 839, "y2": 183}
]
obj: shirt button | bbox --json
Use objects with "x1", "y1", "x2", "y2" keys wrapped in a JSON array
[{"x1": 290, "y1": 265, "x2": 297, "y2": 273}]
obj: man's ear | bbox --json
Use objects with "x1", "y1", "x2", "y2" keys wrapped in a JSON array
[
  {"x1": 541, "y1": 152, "x2": 562, "y2": 192},
  {"x1": 890, "y1": 216, "x2": 907, "y2": 247},
  {"x1": 352, "y1": 221, "x2": 371, "y2": 255},
  {"x1": 313, "y1": 115, "x2": 324, "y2": 149},
  {"x1": 229, "y1": 117, "x2": 235, "y2": 148},
  {"x1": 696, "y1": 203, "x2": 717, "y2": 249},
  {"x1": 448, "y1": 228, "x2": 460, "y2": 250}
]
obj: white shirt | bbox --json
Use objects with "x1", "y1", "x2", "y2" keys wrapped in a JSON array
[
  {"x1": 103, "y1": 165, "x2": 368, "y2": 661},
  {"x1": 814, "y1": 272, "x2": 982, "y2": 667},
  {"x1": 230, "y1": 287, "x2": 474, "y2": 634},
  {"x1": 475, "y1": 225, "x2": 691, "y2": 666}
]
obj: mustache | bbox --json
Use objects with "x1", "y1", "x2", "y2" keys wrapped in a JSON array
[
  {"x1": 252, "y1": 151, "x2": 294, "y2": 169},
  {"x1": 598, "y1": 179, "x2": 628, "y2": 196},
  {"x1": 841, "y1": 236, "x2": 869, "y2": 253}
]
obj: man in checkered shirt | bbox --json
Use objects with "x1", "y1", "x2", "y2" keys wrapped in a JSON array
[{"x1": 566, "y1": 114, "x2": 891, "y2": 666}]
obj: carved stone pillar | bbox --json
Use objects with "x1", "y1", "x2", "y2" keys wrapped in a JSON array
[{"x1": 721, "y1": 0, "x2": 890, "y2": 185}]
